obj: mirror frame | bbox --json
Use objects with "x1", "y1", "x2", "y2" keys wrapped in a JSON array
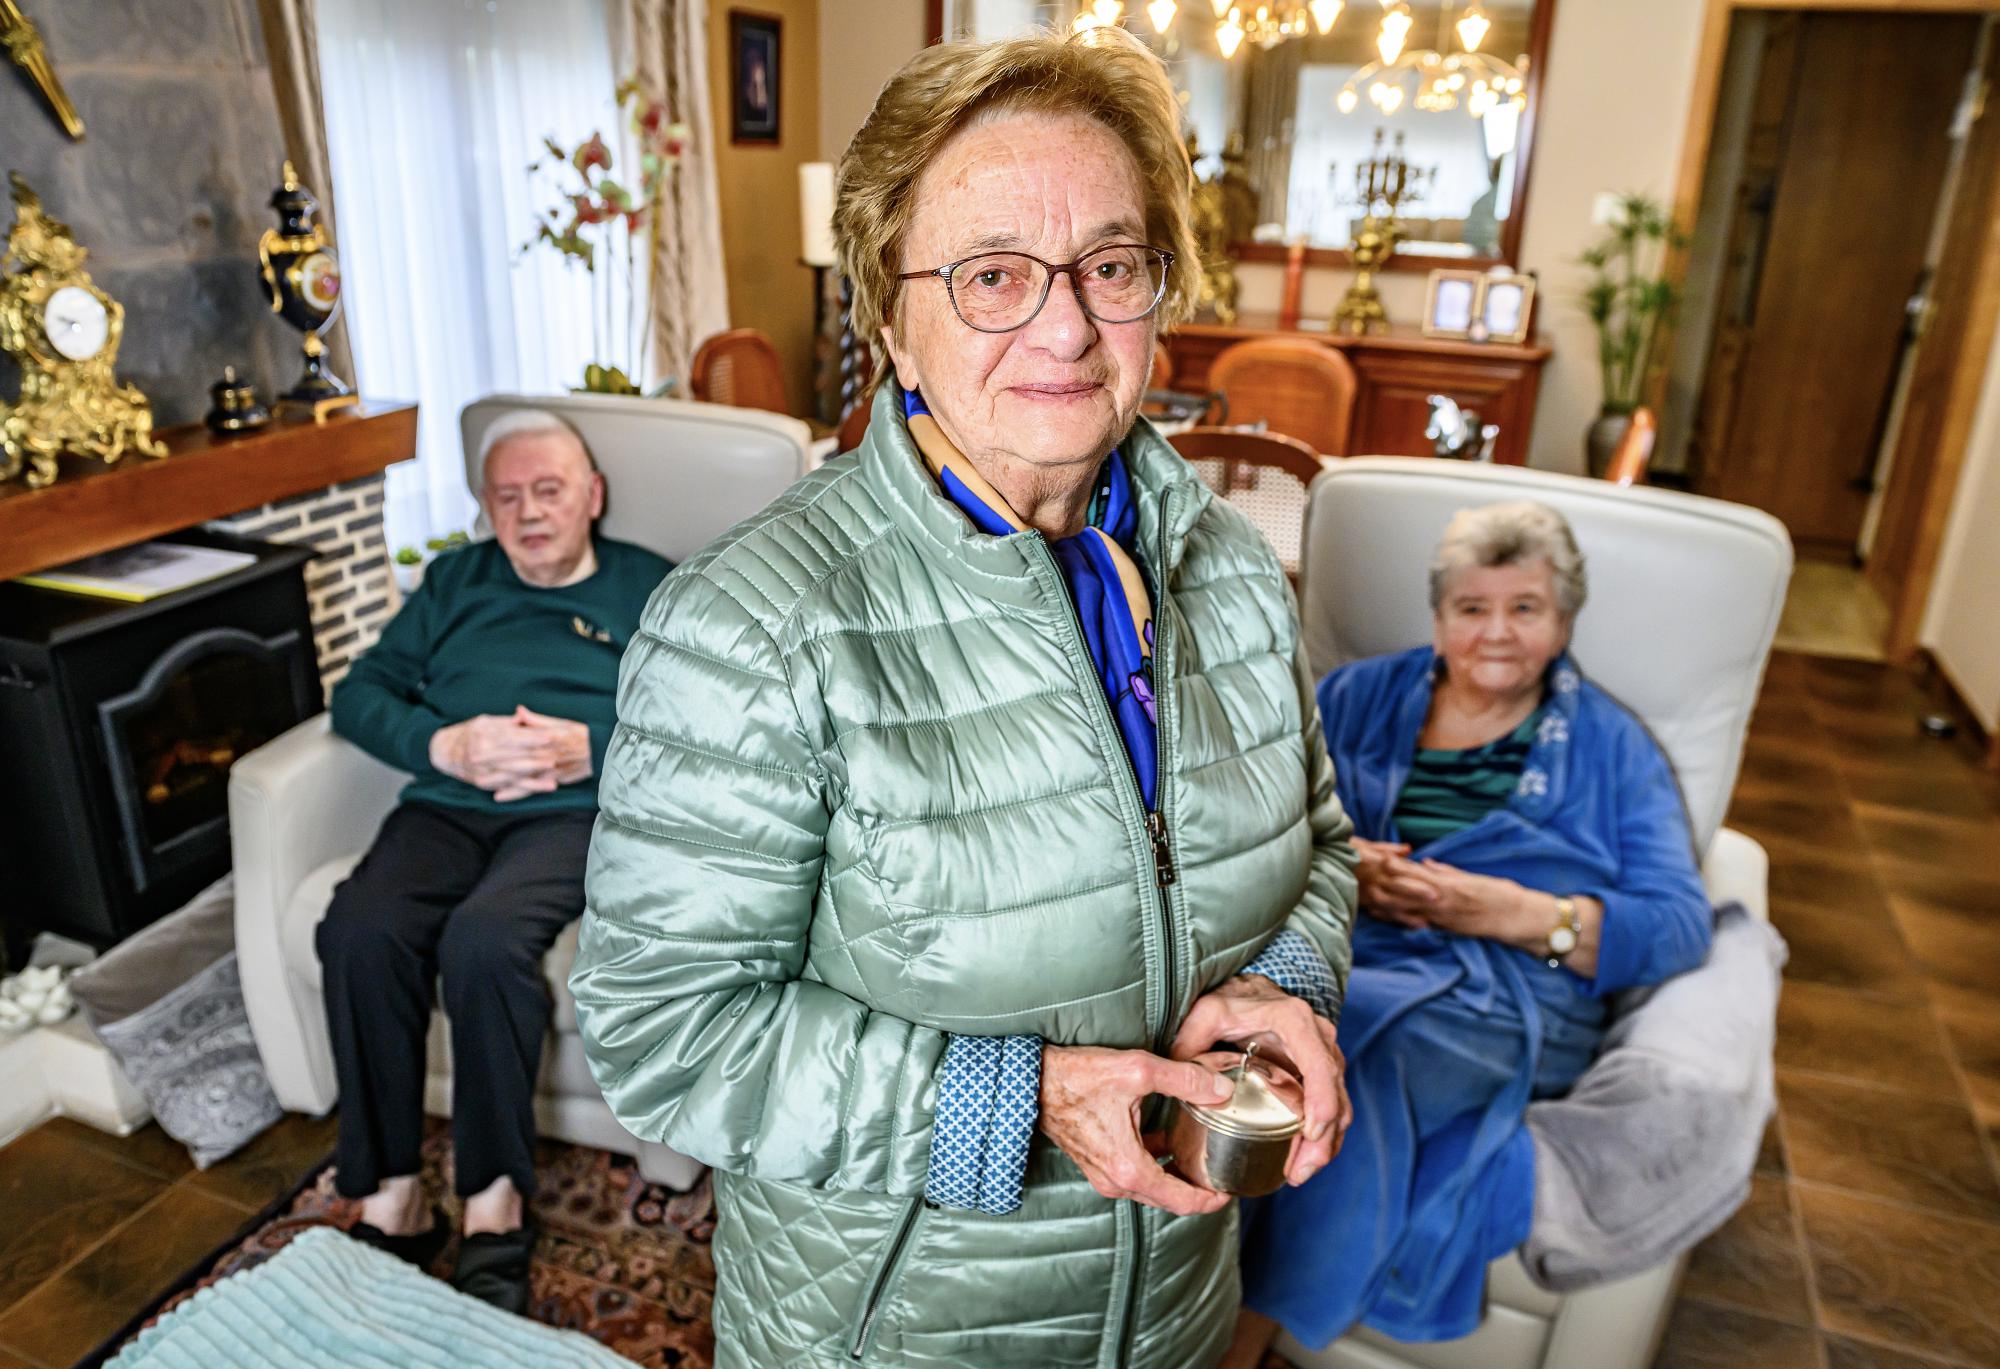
[{"x1": 1230, "y1": 0, "x2": 1559, "y2": 272}]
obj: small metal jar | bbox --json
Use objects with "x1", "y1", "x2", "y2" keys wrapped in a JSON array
[{"x1": 1168, "y1": 1043, "x2": 1305, "y2": 1197}]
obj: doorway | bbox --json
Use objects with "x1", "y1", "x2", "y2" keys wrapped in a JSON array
[{"x1": 1663, "y1": 7, "x2": 1999, "y2": 661}]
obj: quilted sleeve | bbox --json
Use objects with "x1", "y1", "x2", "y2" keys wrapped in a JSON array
[
  {"x1": 1272, "y1": 642, "x2": 1360, "y2": 1020},
  {"x1": 568, "y1": 570, "x2": 947, "y2": 1197}
]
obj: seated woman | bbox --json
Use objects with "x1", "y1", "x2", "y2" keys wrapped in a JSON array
[{"x1": 1226, "y1": 499, "x2": 1715, "y2": 1363}]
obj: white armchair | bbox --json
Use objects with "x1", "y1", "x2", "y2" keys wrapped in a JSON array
[
  {"x1": 231, "y1": 392, "x2": 813, "y2": 1190},
  {"x1": 1289, "y1": 457, "x2": 1793, "y2": 1369}
]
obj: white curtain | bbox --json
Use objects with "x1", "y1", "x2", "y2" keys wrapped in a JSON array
[
  {"x1": 315, "y1": 0, "x2": 628, "y2": 549},
  {"x1": 617, "y1": 0, "x2": 729, "y2": 394}
]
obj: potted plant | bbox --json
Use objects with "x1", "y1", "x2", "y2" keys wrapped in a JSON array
[
  {"x1": 527, "y1": 83, "x2": 691, "y2": 395},
  {"x1": 391, "y1": 545, "x2": 424, "y2": 594},
  {"x1": 1577, "y1": 193, "x2": 1685, "y2": 477}
]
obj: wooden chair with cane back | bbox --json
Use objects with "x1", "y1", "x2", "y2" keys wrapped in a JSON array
[
  {"x1": 1206, "y1": 336, "x2": 1359, "y2": 457},
  {"x1": 690, "y1": 328, "x2": 790, "y2": 414},
  {"x1": 1169, "y1": 425, "x2": 1329, "y2": 582}
]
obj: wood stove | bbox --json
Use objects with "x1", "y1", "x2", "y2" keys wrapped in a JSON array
[{"x1": 0, "y1": 531, "x2": 319, "y2": 947}]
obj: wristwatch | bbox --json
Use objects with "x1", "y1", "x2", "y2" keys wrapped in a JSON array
[{"x1": 1545, "y1": 896, "x2": 1582, "y2": 968}]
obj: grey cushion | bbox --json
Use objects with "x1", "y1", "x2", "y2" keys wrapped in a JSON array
[
  {"x1": 91, "y1": 951, "x2": 282, "y2": 1169},
  {"x1": 70, "y1": 877, "x2": 283, "y2": 1169}
]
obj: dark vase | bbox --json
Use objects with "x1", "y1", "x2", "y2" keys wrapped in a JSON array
[{"x1": 1585, "y1": 409, "x2": 1634, "y2": 479}]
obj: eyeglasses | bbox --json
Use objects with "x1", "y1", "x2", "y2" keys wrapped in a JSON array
[{"x1": 898, "y1": 243, "x2": 1174, "y2": 333}]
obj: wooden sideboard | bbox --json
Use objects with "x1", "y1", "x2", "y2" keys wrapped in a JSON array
[{"x1": 1163, "y1": 316, "x2": 1552, "y2": 466}]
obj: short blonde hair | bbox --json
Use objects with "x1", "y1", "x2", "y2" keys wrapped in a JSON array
[
  {"x1": 1429, "y1": 500, "x2": 1589, "y2": 618},
  {"x1": 833, "y1": 25, "x2": 1199, "y2": 378}
]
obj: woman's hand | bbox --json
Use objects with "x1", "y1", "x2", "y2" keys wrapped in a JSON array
[
  {"x1": 1168, "y1": 976, "x2": 1352, "y2": 1185},
  {"x1": 1408, "y1": 860, "x2": 1540, "y2": 942},
  {"x1": 1417, "y1": 861, "x2": 1604, "y2": 974},
  {"x1": 1039, "y1": 1045, "x2": 1235, "y2": 1216},
  {"x1": 1353, "y1": 838, "x2": 1433, "y2": 928}
]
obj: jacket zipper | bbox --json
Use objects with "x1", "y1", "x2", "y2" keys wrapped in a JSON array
[
  {"x1": 1026, "y1": 482, "x2": 1183, "y2": 1369},
  {"x1": 850, "y1": 1197, "x2": 924, "y2": 1360}
]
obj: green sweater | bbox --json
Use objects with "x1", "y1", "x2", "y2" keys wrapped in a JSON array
[{"x1": 329, "y1": 536, "x2": 672, "y2": 813}]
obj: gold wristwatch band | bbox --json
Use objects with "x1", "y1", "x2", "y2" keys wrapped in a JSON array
[{"x1": 1545, "y1": 895, "x2": 1582, "y2": 968}]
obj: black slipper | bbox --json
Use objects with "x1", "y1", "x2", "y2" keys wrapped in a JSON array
[
  {"x1": 451, "y1": 1221, "x2": 537, "y2": 1316},
  {"x1": 349, "y1": 1205, "x2": 451, "y2": 1271}
]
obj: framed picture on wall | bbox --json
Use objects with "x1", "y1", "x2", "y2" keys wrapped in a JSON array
[
  {"x1": 730, "y1": 11, "x2": 782, "y2": 145},
  {"x1": 1422, "y1": 269, "x2": 1483, "y2": 339},
  {"x1": 1476, "y1": 272, "x2": 1537, "y2": 344}
]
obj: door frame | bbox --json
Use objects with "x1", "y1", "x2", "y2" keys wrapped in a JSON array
[{"x1": 1669, "y1": 0, "x2": 2000, "y2": 663}]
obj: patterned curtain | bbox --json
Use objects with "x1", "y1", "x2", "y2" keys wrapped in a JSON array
[
  {"x1": 252, "y1": 0, "x2": 354, "y2": 385},
  {"x1": 618, "y1": 0, "x2": 731, "y2": 394}
]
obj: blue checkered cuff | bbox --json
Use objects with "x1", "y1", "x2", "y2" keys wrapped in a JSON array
[
  {"x1": 1242, "y1": 929, "x2": 1340, "y2": 1020},
  {"x1": 926, "y1": 1033, "x2": 1042, "y2": 1216}
]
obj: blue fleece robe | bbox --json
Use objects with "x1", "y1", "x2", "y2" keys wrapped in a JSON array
[{"x1": 1240, "y1": 646, "x2": 1713, "y2": 1346}]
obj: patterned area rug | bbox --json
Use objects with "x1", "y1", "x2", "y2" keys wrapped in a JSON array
[{"x1": 116, "y1": 1132, "x2": 717, "y2": 1367}]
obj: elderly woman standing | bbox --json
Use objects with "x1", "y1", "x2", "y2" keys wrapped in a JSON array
[
  {"x1": 1226, "y1": 501, "x2": 1714, "y2": 1365},
  {"x1": 569, "y1": 26, "x2": 1357, "y2": 1369}
]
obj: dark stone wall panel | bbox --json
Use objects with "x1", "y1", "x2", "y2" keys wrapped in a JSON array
[{"x1": 2, "y1": 0, "x2": 292, "y2": 437}]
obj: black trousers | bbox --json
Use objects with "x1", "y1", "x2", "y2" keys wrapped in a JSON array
[{"x1": 316, "y1": 801, "x2": 593, "y2": 1201}]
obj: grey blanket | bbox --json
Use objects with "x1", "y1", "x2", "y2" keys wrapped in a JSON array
[{"x1": 1521, "y1": 904, "x2": 1786, "y2": 1292}]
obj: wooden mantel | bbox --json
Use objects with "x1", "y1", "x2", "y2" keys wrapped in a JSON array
[{"x1": 0, "y1": 402, "x2": 416, "y2": 583}]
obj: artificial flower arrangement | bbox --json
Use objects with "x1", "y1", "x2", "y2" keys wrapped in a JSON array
[{"x1": 528, "y1": 82, "x2": 691, "y2": 395}]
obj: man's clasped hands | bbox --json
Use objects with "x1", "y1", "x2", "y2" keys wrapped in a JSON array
[{"x1": 428, "y1": 706, "x2": 592, "y2": 802}]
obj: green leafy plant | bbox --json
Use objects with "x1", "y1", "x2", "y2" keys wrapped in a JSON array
[
  {"x1": 527, "y1": 82, "x2": 691, "y2": 395},
  {"x1": 393, "y1": 545, "x2": 423, "y2": 566},
  {"x1": 1578, "y1": 193, "x2": 1687, "y2": 414},
  {"x1": 423, "y1": 531, "x2": 470, "y2": 555}
]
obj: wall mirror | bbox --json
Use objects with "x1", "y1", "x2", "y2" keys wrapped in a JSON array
[{"x1": 944, "y1": 2, "x2": 1554, "y2": 268}]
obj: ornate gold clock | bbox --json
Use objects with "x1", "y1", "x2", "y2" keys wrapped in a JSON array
[{"x1": 0, "y1": 174, "x2": 164, "y2": 487}]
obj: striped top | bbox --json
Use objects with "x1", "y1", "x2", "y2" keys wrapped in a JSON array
[{"x1": 1393, "y1": 706, "x2": 1545, "y2": 848}]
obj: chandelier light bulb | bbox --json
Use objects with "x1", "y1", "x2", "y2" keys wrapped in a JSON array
[
  {"x1": 1456, "y1": 4, "x2": 1490, "y2": 52},
  {"x1": 1377, "y1": 4, "x2": 1412, "y2": 64},
  {"x1": 1337, "y1": 85, "x2": 1359, "y2": 112},
  {"x1": 1309, "y1": 0, "x2": 1343, "y2": 32},
  {"x1": 1212, "y1": 0, "x2": 1232, "y2": 16},
  {"x1": 1092, "y1": 0, "x2": 1124, "y2": 23},
  {"x1": 1216, "y1": 10, "x2": 1246, "y2": 57},
  {"x1": 1380, "y1": 84, "x2": 1405, "y2": 113},
  {"x1": 1147, "y1": 0, "x2": 1178, "y2": 30}
]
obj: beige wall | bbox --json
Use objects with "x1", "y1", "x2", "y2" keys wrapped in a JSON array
[
  {"x1": 1920, "y1": 304, "x2": 2000, "y2": 732},
  {"x1": 710, "y1": 0, "x2": 822, "y2": 413},
  {"x1": 819, "y1": 0, "x2": 925, "y2": 161}
]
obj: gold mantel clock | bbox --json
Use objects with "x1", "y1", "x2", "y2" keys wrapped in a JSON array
[{"x1": 0, "y1": 173, "x2": 165, "y2": 488}]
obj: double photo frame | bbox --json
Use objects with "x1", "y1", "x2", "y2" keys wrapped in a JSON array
[{"x1": 1422, "y1": 269, "x2": 1537, "y2": 345}]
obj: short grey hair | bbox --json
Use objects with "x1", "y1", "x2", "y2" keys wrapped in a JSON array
[
  {"x1": 476, "y1": 408, "x2": 595, "y2": 486},
  {"x1": 1427, "y1": 500, "x2": 1588, "y2": 618}
]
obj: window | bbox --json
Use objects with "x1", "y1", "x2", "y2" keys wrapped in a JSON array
[{"x1": 316, "y1": 0, "x2": 629, "y2": 550}]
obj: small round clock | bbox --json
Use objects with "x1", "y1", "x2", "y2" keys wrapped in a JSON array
[{"x1": 43, "y1": 284, "x2": 109, "y2": 361}]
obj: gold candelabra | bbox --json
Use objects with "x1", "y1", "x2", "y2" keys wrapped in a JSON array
[
  {"x1": 1, "y1": 0, "x2": 83, "y2": 139},
  {"x1": 1334, "y1": 129, "x2": 1433, "y2": 335}
]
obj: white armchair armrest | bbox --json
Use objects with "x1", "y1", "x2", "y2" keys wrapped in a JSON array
[
  {"x1": 1700, "y1": 827, "x2": 1769, "y2": 924},
  {"x1": 230, "y1": 715, "x2": 406, "y2": 1112}
]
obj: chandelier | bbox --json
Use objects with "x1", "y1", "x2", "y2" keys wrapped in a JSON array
[{"x1": 1075, "y1": 0, "x2": 1527, "y2": 120}]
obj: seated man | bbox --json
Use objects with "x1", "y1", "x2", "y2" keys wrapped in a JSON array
[{"x1": 318, "y1": 409, "x2": 670, "y2": 1313}]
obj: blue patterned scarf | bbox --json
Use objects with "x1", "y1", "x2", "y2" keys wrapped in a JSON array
[{"x1": 903, "y1": 387, "x2": 1160, "y2": 807}]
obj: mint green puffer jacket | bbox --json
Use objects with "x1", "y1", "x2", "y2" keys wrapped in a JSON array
[{"x1": 570, "y1": 384, "x2": 1358, "y2": 1368}]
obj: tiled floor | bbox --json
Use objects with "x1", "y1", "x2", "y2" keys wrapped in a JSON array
[
  {"x1": 0, "y1": 1110, "x2": 337, "y2": 1368},
  {"x1": 0, "y1": 653, "x2": 1994, "y2": 1368},
  {"x1": 1653, "y1": 651, "x2": 2000, "y2": 1369}
]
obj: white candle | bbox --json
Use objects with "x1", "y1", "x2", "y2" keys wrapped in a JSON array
[{"x1": 799, "y1": 162, "x2": 837, "y2": 268}]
